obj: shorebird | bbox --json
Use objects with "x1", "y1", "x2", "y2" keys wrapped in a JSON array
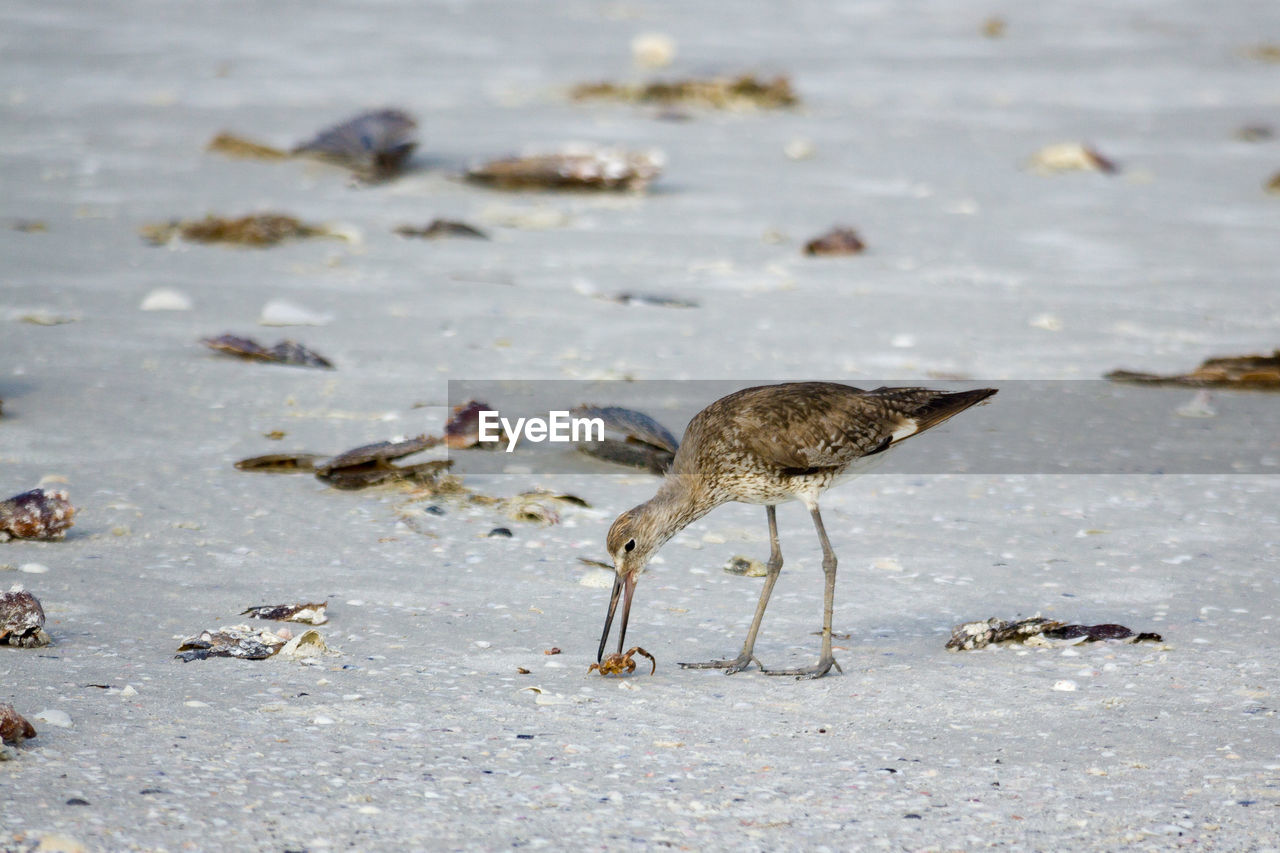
[{"x1": 597, "y1": 382, "x2": 996, "y2": 679}]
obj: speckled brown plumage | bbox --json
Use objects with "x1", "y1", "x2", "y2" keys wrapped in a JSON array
[{"x1": 598, "y1": 382, "x2": 996, "y2": 679}]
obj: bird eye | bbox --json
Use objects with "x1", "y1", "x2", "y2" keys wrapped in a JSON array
[{"x1": 624, "y1": 539, "x2": 636, "y2": 553}]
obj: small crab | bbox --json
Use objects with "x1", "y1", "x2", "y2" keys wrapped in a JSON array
[{"x1": 588, "y1": 646, "x2": 656, "y2": 677}]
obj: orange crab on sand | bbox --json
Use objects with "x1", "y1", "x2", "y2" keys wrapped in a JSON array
[{"x1": 587, "y1": 646, "x2": 655, "y2": 677}]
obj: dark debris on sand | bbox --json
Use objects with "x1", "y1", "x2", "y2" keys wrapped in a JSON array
[{"x1": 1106, "y1": 350, "x2": 1280, "y2": 390}]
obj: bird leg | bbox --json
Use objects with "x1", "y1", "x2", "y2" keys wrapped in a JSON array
[
  {"x1": 763, "y1": 505, "x2": 843, "y2": 679},
  {"x1": 679, "y1": 504, "x2": 783, "y2": 674}
]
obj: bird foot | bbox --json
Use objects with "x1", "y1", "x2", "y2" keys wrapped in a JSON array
[
  {"x1": 678, "y1": 653, "x2": 761, "y2": 675},
  {"x1": 762, "y1": 657, "x2": 843, "y2": 680}
]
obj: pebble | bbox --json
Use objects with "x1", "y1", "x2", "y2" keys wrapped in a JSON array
[
  {"x1": 784, "y1": 138, "x2": 815, "y2": 160},
  {"x1": 258, "y1": 298, "x2": 333, "y2": 327},
  {"x1": 19, "y1": 562, "x2": 49, "y2": 574},
  {"x1": 1052, "y1": 680, "x2": 1079, "y2": 692},
  {"x1": 631, "y1": 32, "x2": 676, "y2": 68},
  {"x1": 139, "y1": 288, "x2": 193, "y2": 311},
  {"x1": 313, "y1": 716, "x2": 335, "y2": 725},
  {"x1": 33, "y1": 708, "x2": 72, "y2": 727}
]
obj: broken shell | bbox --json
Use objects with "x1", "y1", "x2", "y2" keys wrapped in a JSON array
[
  {"x1": 201, "y1": 334, "x2": 334, "y2": 369},
  {"x1": 569, "y1": 405, "x2": 678, "y2": 454},
  {"x1": 723, "y1": 555, "x2": 768, "y2": 577},
  {"x1": 175, "y1": 625, "x2": 289, "y2": 661},
  {"x1": 607, "y1": 292, "x2": 698, "y2": 308},
  {"x1": 315, "y1": 435, "x2": 440, "y2": 474},
  {"x1": 141, "y1": 213, "x2": 338, "y2": 248},
  {"x1": 570, "y1": 75, "x2": 798, "y2": 110},
  {"x1": 0, "y1": 703, "x2": 37, "y2": 744},
  {"x1": 445, "y1": 400, "x2": 504, "y2": 449},
  {"x1": 234, "y1": 453, "x2": 327, "y2": 473},
  {"x1": 946, "y1": 614, "x2": 1161, "y2": 651},
  {"x1": 0, "y1": 587, "x2": 50, "y2": 647},
  {"x1": 1106, "y1": 350, "x2": 1280, "y2": 390},
  {"x1": 804, "y1": 226, "x2": 866, "y2": 256},
  {"x1": 278, "y1": 629, "x2": 330, "y2": 659},
  {"x1": 576, "y1": 439, "x2": 674, "y2": 474},
  {"x1": 14, "y1": 308, "x2": 77, "y2": 325},
  {"x1": 570, "y1": 404, "x2": 678, "y2": 473},
  {"x1": 241, "y1": 602, "x2": 328, "y2": 625},
  {"x1": 1234, "y1": 124, "x2": 1273, "y2": 142},
  {"x1": 1244, "y1": 43, "x2": 1280, "y2": 63},
  {"x1": 519, "y1": 489, "x2": 590, "y2": 508},
  {"x1": 1026, "y1": 142, "x2": 1118, "y2": 175},
  {"x1": 467, "y1": 147, "x2": 664, "y2": 192},
  {"x1": 502, "y1": 494, "x2": 561, "y2": 526},
  {"x1": 1, "y1": 489, "x2": 76, "y2": 542},
  {"x1": 292, "y1": 109, "x2": 418, "y2": 181},
  {"x1": 319, "y1": 460, "x2": 451, "y2": 490},
  {"x1": 394, "y1": 219, "x2": 489, "y2": 240},
  {"x1": 314, "y1": 435, "x2": 447, "y2": 490},
  {"x1": 206, "y1": 132, "x2": 290, "y2": 160}
]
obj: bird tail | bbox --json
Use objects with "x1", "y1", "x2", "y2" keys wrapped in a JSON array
[{"x1": 870, "y1": 386, "x2": 998, "y2": 440}]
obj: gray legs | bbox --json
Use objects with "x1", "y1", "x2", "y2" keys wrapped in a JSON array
[
  {"x1": 679, "y1": 505, "x2": 783, "y2": 674},
  {"x1": 762, "y1": 505, "x2": 843, "y2": 679}
]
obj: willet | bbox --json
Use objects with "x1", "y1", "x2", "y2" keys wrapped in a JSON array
[{"x1": 597, "y1": 382, "x2": 996, "y2": 679}]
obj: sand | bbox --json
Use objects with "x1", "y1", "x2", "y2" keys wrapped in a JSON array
[{"x1": 3, "y1": 0, "x2": 1279, "y2": 849}]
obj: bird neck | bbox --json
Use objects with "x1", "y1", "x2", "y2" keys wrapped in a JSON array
[{"x1": 640, "y1": 474, "x2": 719, "y2": 549}]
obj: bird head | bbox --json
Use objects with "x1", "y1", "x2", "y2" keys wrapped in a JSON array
[{"x1": 597, "y1": 505, "x2": 660, "y2": 662}]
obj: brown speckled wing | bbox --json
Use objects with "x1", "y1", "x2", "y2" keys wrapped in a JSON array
[{"x1": 725, "y1": 383, "x2": 898, "y2": 471}]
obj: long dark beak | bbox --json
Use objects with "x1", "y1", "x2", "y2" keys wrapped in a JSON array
[{"x1": 597, "y1": 572, "x2": 636, "y2": 662}]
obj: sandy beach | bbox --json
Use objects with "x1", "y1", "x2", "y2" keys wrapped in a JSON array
[{"x1": 3, "y1": 0, "x2": 1279, "y2": 849}]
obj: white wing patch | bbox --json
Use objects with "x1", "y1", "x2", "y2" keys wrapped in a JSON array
[{"x1": 889, "y1": 418, "x2": 919, "y2": 443}]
